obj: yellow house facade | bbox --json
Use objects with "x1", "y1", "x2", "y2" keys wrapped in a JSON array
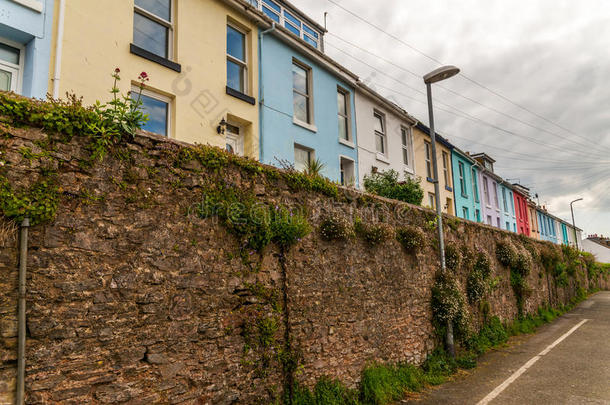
[
  {"x1": 48, "y1": 0, "x2": 264, "y2": 158},
  {"x1": 413, "y1": 124, "x2": 455, "y2": 216}
]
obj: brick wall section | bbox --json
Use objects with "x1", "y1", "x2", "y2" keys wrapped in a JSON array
[{"x1": 0, "y1": 125, "x2": 607, "y2": 404}]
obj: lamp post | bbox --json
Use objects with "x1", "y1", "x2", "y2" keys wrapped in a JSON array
[
  {"x1": 570, "y1": 198, "x2": 583, "y2": 250},
  {"x1": 424, "y1": 65, "x2": 460, "y2": 358}
]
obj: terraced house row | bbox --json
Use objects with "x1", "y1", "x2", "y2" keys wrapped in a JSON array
[{"x1": 0, "y1": 0, "x2": 582, "y2": 246}]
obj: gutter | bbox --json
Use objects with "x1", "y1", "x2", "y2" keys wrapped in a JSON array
[
  {"x1": 258, "y1": 22, "x2": 276, "y2": 163},
  {"x1": 51, "y1": 0, "x2": 66, "y2": 98},
  {"x1": 16, "y1": 218, "x2": 30, "y2": 405}
]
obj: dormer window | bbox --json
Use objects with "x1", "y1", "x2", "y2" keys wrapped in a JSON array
[
  {"x1": 484, "y1": 160, "x2": 493, "y2": 171},
  {"x1": 251, "y1": 0, "x2": 322, "y2": 49}
]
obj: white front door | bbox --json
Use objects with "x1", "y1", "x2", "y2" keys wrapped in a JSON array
[{"x1": 225, "y1": 123, "x2": 244, "y2": 156}]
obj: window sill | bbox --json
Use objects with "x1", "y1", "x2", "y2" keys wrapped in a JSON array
[
  {"x1": 375, "y1": 153, "x2": 390, "y2": 164},
  {"x1": 445, "y1": 186, "x2": 453, "y2": 192},
  {"x1": 293, "y1": 118, "x2": 317, "y2": 133},
  {"x1": 339, "y1": 138, "x2": 355, "y2": 148},
  {"x1": 461, "y1": 193, "x2": 468, "y2": 198},
  {"x1": 426, "y1": 177, "x2": 437, "y2": 184},
  {"x1": 226, "y1": 86, "x2": 256, "y2": 105},
  {"x1": 403, "y1": 166, "x2": 415, "y2": 175},
  {"x1": 130, "y1": 44, "x2": 181, "y2": 72}
]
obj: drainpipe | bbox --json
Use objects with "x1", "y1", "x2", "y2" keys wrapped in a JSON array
[
  {"x1": 16, "y1": 218, "x2": 29, "y2": 405},
  {"x1": 258, "y1": 22, "x2": 276, "y2": 163},
  {"x1": 52, "y1": 0, "x2": 66, "y2": 98}
]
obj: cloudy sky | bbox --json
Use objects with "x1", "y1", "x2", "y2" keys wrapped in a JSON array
[{"x1": 295, "y1": 0, "x2": 610, "y2": 237}]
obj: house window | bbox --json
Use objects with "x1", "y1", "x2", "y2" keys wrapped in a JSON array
[
  {"x1": 253, "y1": 0, "x2": 321, "y2": 48},
  {"x1": 458, "y1": 162, "x2": 466, "y2": 196},
  {"x1": 472, "y1": 169, "x2": 480, "y2": 202},
  {"x1": 401, "y1": 127, "x2": 411, "y2": 166},
  {"x1": 428, "y1": 192, "x2": 436, "y2": 209},
  {"x1": 442, "y1": 151, "x2": 450, "y2": 187},
  {"x1": 496, "y1": 217, "x2": 501, "y2": 228},
  {"x1": 293, "y1": 61, "x2": 312, "y2": 124},
  {"x1": 502, "y1": 188, "x2": 508, "y2": 212},
  {"x1": 425, "y1": 141, "x2": 432, "y2": 178},
  {"x1": 134, "y1": 0, "x2": 173, "y2": 59},
  {"x1": 446, "y1": 198, "x2": 453, "y2": 215},
  {"x1": 340, "y1": 157, "x2": 355, "y2": 186},
  {"x1": 227, "y1": 25, "x2": 248, "y2": 93},
  {"x1": 484, "y1": 160, "x2": 493, "y2": 171},
  {"x1": 373, "y1": 112, "x2": 386, "y2": 154},
  {"x1": 510, "y1": 193, "x2": 515, "y2": 215},
  {"x1": 294, "y1": 144, "x2": 313, "y2": 172},
  {"x1": 483, "y1": 178, "x2": 490, "y2": 205},
  {"x1": 506, "y1": 221, "x2": 510, "y2": 230},
  {"x1": 493, "y1": 183, "x2": 499, "y2": 208},
  {"x1": 487, "y1": 215, "x2": 492, "y2": 225},
  {"x1": 0, "y1": 41, "x2": 22, "y2": 93},
  {"x1": 337, "y1": 88, "x2": 350, "y2": 141},
  {"x1": 462, "y1": 207, "x2": 469, "y2": 220},
  {"x1": 133, "y1": 87, "x2": 171, "y2": 136},
  {"x1": 475, "y1": 209, "x2": 481, "y2": 222}
]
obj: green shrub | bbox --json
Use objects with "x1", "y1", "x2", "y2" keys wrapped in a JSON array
[
  {"x1": 466, "y1": 269, "x2": 487, "y2": 304},
  {"x1": 0, "y1": 177, "x2": 59, "y2": 225},
  {"x1": 360, "y1": 363, "x2": 424, "y2": 404},
  {"x1": 269, "y1": 207, "x2": 311, "y2": 248},
  {"x1": 513, "y1": 252, "x2": 531, "y2": 277},
  {"x1": 496, "y1": 241, "x2": 517, "y2": 267},
  {"x1": 473, "y1": 251, "x2": 492, "y2": 278},
  {"x1": 396, "y1": 226, "x2": 425, "y2": 253},
  {"x1": 466, "y1": 316, "x2": 508, "y2": 354},
  {"x1": 319, "y1": 214, "x2": 354, "y2": 241},
  {"x1": 444, "y1": 244, "x2": 461, "y2": 271},
  {"x1": 363, "y1": 169, "x2": 423, "y2": 205},
  {"x1": 354, "y1": 218, "x2": 393, "y2": 247},
  {"x1": 431, "y1": 272, "x2": 469, "y2": 338}
]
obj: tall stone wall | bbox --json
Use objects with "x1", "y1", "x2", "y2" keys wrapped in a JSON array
[{"x1": 0, "y1": 120, "x2": 607, "y2": 404}]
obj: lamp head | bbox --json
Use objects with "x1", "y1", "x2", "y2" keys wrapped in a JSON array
[{"x1": 424, "y1": 65, "x2": 460, "y2": 84}]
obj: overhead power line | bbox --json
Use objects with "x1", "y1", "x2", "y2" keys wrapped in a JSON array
[{"x1": 322, "y1": 0, "x2": 610, "y2": 153}]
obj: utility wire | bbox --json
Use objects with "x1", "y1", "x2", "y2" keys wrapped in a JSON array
[
  {"x1": 326, "y1": 34, "x2": 610, "y2": 158},
  {"x1": 322, "y1": 0, "x2": 610, "y2": 153}
]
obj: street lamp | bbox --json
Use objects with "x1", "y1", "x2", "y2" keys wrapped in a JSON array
[
  {"x1": 570, "y1": 198, "x2": 583, "y2": 250},
  {"x1": 424, "y1": 65, "x2": 460, "y2": 358}
]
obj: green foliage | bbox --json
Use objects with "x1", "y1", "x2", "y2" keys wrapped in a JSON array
[
  {"x1": 304, "y1": 158, "x2": 326, "y2": 178},
  {"x1": 431, "y1": 272, "x2": 469, "y2": 337},
  {"x1": 473, "y1": 251, "x2": 492, "y2": 278},
  {"x1": 396, "y1": 226, "x2": 425, "y2": 253},
  {"x1": 360, "y1": 363, "x2": 425, "y2": 404},
  {"x1": 363, "y1": 169, "x2": 424, "y2": 205},
  {"x1": 467, "y1": 269, "x2": 487, "y2": 304},
  {"x1": 0, "y1": 176, "x2": 59, "y2": 225},
  {"x1": 319, "y1": 214, "x2": 354, "y2": 241},
  {"x1": 196, "y1": 183, "x2": 310, "y2": 253},
  {"x1": 283, "y1": 170, "x2": 339, "y2": 198},
  {"x1": 353, "y1": 218, "x2": 392, "y2": 247},
  {"x1": 465, "y1": 317, "x2": 508, "y2": 354},
  {"x1": 496, "y1": 240, "x2": 517, "y2": 267},
  {"x1": 444, "y1": 244, "x2": 461, "y2": 271}
]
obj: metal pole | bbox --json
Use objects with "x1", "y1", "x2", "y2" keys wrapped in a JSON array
[
  {"x1": 17, "y1": 218, "x2": 29, "y2": 405},
  {"x1": 570, "y1": 200, "x2": 580, "y2": 250},
  {"x1": 426, "y1": 83, "x2": 455, "y2": 358}
]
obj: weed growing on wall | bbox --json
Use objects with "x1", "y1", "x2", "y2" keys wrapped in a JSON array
[
  {"x1": 353, "y1": 217, "x2": 393, "y2": 247},
  {"x1": 444, "y1": 244, "x2": 461, "y2": 271},
  {"x1": 396, "y1": 226, "x2": 425, "y2": 253},
  {"x1": 363, "y1": 169, "x2": 424, "y2": 205},
  {"x1": 319, "y1": 214, "x2": 354, "y2": 241},
  {"x1": 496, "y1": 240, "x2": 517, "y2": 268},
  {"x1": 431, "y1": 272, "x2": 470, "y2": 340},
  {"x1": 0, "y1": 176, "x2": 59, "y2": 225}
]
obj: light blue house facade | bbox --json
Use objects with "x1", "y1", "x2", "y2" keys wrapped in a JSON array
[
  {"x1": 451, "y1": 148, "x2": 481, "y2": 222},
  {"x1": 538, "y1": 209, "x2": 558, "y2": 244},
  {"x1": 499, "y1": 183, "x2": 517, "y2": 233},
  {"x1": 259, "y1": 28, "x2": 360, "y2": 185},
  {"x1": 0, "y1": 0, "x2": 54, "y2": 98}
]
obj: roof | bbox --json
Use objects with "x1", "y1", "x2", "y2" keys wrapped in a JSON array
[
  {"x1": 512, "y1": 183, "x2": 530, "y2": 197},
  {"x1": 414, "y1": 122, "x2": 454, "y2": 149},
  {"x1": 356, "y1": 82, "x2": 418, "y2": 125},
  {"x1": 279, "y1": 0, "x2": 327, "y2": 34},
  {"x1": 452, "y1": 146, "x2": 477, "y2": 164},
  {"x1": 470, "y1": 152, "x2": 496, "y2": 164}
]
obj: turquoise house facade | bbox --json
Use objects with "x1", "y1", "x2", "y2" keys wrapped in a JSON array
[
  {"x1": 538, "y1": 210, "x2": 558, "y2": 244},
  {"x1": 560, "y1": 222, "x2": 569, "y2": 245},
  {"x1": 499, "y1": 183, "x2": 517, "y2": 232},
  {"x1": 0, "y1": 0, "x2": 54, "y2": 98},
  {"x1": 451, "y1": 148, "x2": 481, "y2": 222},
  {"x1": 259, "y1": 31, "x2": 360, "y2": 185}
]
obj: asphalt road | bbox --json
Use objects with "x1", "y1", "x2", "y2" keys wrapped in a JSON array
[{"x1": 406, "y1": 291, "x2": 610, "y2": 405}]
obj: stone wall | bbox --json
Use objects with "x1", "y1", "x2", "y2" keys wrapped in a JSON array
[{"x1": 0, "y1": 120, "x2": 607, "y2": 404}]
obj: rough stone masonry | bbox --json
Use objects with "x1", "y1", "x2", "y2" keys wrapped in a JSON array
[{"x1": 0, "y1": 119, "x2": 607, "y2": 404}]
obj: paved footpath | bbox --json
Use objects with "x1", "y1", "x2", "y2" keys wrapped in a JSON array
[{"x1": 405, "y1": 291, "x2": 610, "y2": 405}]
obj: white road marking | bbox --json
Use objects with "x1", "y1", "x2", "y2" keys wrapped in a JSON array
[{"x1": 476, "y1": 319, "x2": 589, "y2": 405}]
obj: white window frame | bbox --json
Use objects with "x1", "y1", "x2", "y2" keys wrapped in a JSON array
[
  {"x1": 373, "y1": 111, "x2": 386, "y2": 156},
  {"x1": 339, "y1": 155, "x2": 355, "y2": 187},
  {"x1": 132, "y1": 85, "x2": 172, "y2": 137},
  {"x1": 502, "y1": 187, "x2": 508, "y2": 212},
  {"x1": 294, "y1": 143, "x2": 314, "y2": 172},
  {"x1": 442, "y1": 151, "x2": 450, "y2": 187},
  {"x1": 227, "y1": 23, "x2": 249, "y2": 94},
  {"x1": 424, "y1": 141, "x2": 432, "y2": 179},
  {"x1": 134, "y1": 0, "x2": 174, "y2": 59},
  {"x1": 252, "y1": 0, "x2": 321, "y2": 49},
  {"x1": 483, "y1": 177, "x2": 490, "y2": 206},
  {"x1": 225, "y1": 122, "x2": 244, "y2": 156},
  {"x1": 493, "y1": 182, "x2": 499, "y2": 209},
  {"x1": 0, "y1": 37, "x2": 25, "y2": 94},
  {"x1": 337, "y1": 86, "x2": 352, "y2": 143},
  {"x1": 401, "y1": 126, "x2": 414, "y2": 172},
  {"x1": 458, "y1": 162, "x2": 466, "y2": 196},
  {"x1": 428, "y1": 192, "x2": 436, "y2": 210},
  {"x1": 292, "y1": 59, "x2": 313, "y2": 126}
]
